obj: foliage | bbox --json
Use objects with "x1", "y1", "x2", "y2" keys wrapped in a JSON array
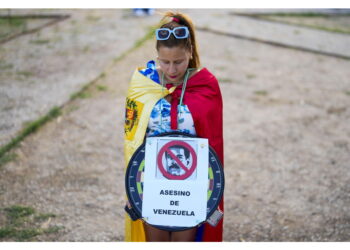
[
  {"x1": 0, "y1": 107, "x2": 61, "y2": 166},
  {"x1": 0, "y1": 205, "x2": 62, "y2": 241}
]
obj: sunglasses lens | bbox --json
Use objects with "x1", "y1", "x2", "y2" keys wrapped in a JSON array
[
  {"x1": 174, "y1": 28, "x2": 187, "y2": 38},
  {"x1": 156, "y1": 27, "x2": 188, "y2": 40},
  {"x1": 157, "y1": 29, "x2": 170, "y2": 39}
]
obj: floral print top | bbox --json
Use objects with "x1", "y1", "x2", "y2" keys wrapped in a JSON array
[{"x1": 139, "y1": 60, "x2": 197, "y2": 136}]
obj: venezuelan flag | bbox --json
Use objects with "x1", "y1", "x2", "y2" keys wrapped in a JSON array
[{"x1": 124, "y1": 68, "x2": 175, "y2": 241}]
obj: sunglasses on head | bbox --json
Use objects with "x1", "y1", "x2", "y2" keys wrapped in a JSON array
[{"x1": 155, "y1": 27, "x2": 189, "y2": 40}]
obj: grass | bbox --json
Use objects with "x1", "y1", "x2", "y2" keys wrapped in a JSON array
[
  {"x1": 96, "y1": 84, "x2": 108, "y2": 91},
  {"x1": 70, "y1": 24, "x2": 157, "y2": 100},
  {"x1": 0, "y1": 18, "x2": 26, "y2": 27},
  {"x1": 134, "y1": 25, "x2": 156, "y2": 49},
  {"x1": 86, "y1": 15, "x2": 101, "y2": 22},
  {"x1": 307, "y1": 25, "x2": 350, "y2": 34},
  {"x1": 0, "y1": 227, "x2": 15, "y2": 238},
  {"x1": 246, "y1": 74, "x2": 256, "y2": 79},
  {"x1": 17, "y1": 71, "x2": 34, "y2": 77},
  {"x1": 66, "y1": 105, "x2": 79, "y2": 114},
  {"x1": 256, "y1": 12, "x2": 350, "y2": 35},
  {"x1": 34, "y1": 213, "x2": 57, "y2": 222},
  {"x1": 70, "y1": 91, "x2": 92, "y2": 99},
  {"x1": 29, "y1": 39, "x2": 50, "y2": 45},
  {"x1": 15, "y1": 228, "x2": 42, "y2": 240},
  {"x1": 265, "y1": 12, "x2": 331, "y2": 18},
  {"x1": 0, "y1": 17, "x2": 27, "y2": 39},
  {"x1": 254, "y1": 90, "x2": 268, "y2": 96},
  {"x1": 0, "y1": 106, "x2": 61, "y2": 166},
  {"x1": 83, "y1": 45, "x2": 90, "y2": 53},
  {"x1": 294, "y1": 29, "x2": 301, "y2": 35},
  {"x1": 0, "y1": 205, "x2": 62, "y2": 241},
  {"x1": 43, "y1": 226, "x2": 61, "y2": 234},
  {"x1": 218, "y1": 78, "x2": 232, "y2": 83},
  {"x1": 0, "y1": 153, "x2": 17, "y2": 168},
  {"x1": 4, "y1": 205, "x2": 35, "y2": 221},
  {"x1": 70, "y1": 82, "x2": 94, "y2": 100},
  {"x1": 0, "y1": 63, "x2": 13, "y2": 70},
  {"x1": 0, "y1": 22, "x2": 156, "y2": 167},
  {"x1": 70, "y1": 72, "x2": 107, "y2": 99},
  {"x1": 113, "y1": 24, "x2": 157, "y2": 63}
]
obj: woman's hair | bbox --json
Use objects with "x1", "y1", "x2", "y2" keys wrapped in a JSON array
[{"x1": 156, "y1": 11, "x2": 200, "y2": 69}]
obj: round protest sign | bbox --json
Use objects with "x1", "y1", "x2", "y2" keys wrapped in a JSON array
[
  {"x1": 157, "y1": 140, "x2": 197, "y2": 180},
  {"x1": 125, "y1": 132, "x2": 224, "y2": 232}
]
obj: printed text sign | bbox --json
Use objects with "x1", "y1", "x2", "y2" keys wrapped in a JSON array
[{"x1": 142, "y1": 137, "x2": 208, "y2": 227}]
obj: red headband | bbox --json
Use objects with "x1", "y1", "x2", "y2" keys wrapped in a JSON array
[{"x1": 172, "y1": 17, "x2": 180, "y2": 23}]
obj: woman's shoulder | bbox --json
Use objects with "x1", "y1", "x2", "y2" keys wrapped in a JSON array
[
  {"x1": 189, "y1": 68, "x2": 201, "y2": 79},
  {"x1": 190, "y1": 67, "x2": 217, "y2": 81}
]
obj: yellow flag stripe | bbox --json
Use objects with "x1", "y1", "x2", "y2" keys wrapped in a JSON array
[{"x1": 124, "y1": 69, "x2": 174, "y2": 241}]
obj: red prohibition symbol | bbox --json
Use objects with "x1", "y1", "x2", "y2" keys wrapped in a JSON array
[{"x1": 157, "y1": 140, "x2": 197, "y2": 180}]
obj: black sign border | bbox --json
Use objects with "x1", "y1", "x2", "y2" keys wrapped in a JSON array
[{"x1": 125, "y1": 131, "x2": 225, "y2": 232}]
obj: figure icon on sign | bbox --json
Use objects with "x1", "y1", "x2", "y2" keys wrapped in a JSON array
[
  {"x1": 157, "y1": 140, "x2": 197, "y2": 180},
  {"x1": 165, "y1": 145, "x2": 191, "y2": 176}
]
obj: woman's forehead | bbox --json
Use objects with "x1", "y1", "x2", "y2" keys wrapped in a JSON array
[{"x1": 157, "y1": 46, "x2": 190, "y2": 59}]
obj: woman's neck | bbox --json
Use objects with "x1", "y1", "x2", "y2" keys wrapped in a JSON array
[
  {"x1": 165, "y1": 79, "x2": 183, "y2": 86},
  {"x1": 159, "y1": 68, "x2": 199, "y2": 87}
]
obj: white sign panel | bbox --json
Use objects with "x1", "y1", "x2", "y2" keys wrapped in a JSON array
[{"x1": 142, "y1": 136, "x2": 209, "y2": 227}]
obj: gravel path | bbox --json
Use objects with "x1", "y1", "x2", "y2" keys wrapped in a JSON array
[
  {"x1": 186, "y1": 9, "x2": 350, "y2": 58},
  {"x1": 0, "y1": 9, "x2": 159, "y2": 147},
  {"x1": 0, "y1": 9, "x2": 350, "y2": 241}
]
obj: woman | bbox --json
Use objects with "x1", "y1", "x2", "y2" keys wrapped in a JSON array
[{"x1": 124, "y1": 11, "x2": 224, "y2": 242}]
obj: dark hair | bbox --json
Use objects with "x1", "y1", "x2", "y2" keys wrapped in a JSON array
[
  {"x1": 156, "y1": 11, "x2": 200, "y2": 69},
  {"x1": 166, "y1": 146, "x2": 190, "y2": 160}
]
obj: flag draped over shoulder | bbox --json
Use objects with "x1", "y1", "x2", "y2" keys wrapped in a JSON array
[
  {"x1": 124, "y1": 67, "x2": 224, "y2": 242},
  {"x1": 124, "y1": 68, "x2": 175, "y2": 242},
  {"x1": 166, "y1": 68, "x2": 224, "y2": 242}
]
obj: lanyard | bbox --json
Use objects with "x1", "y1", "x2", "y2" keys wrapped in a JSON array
[
  {"x1": 159, "y1": 68, "x2": 195, "y2": 131},
  {"x1": 161, "y1": 68, "x2": 195, "y2": 106}
]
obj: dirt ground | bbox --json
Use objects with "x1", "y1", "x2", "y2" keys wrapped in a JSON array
[
  {"x1": 0, "y1": 9, "x2": 159, "y2": 148},
  {"x1": 1, "y1": 10, "x2": 350, "y2": 242}
]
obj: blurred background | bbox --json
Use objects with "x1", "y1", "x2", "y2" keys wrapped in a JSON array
[{"x1": 0, "y1": 8, "x2": 350, "y2": 241}]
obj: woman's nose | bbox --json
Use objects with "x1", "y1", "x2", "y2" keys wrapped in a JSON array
[{"x1": 168, "y1": 64, "x2": 177, "y2": 74}]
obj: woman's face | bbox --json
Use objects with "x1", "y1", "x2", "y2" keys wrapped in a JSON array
[{"x1": 157, "y1": 46, "x2": 191, "y2": 84}]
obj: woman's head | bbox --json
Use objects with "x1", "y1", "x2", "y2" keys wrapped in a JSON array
[{"x1": 156, "y1": 12, "x2": 200, "y2": 83}]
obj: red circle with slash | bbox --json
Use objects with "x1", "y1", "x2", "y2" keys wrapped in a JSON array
[{"x1": 157, "y1": 140, "x2": 197, "y2": 180}]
